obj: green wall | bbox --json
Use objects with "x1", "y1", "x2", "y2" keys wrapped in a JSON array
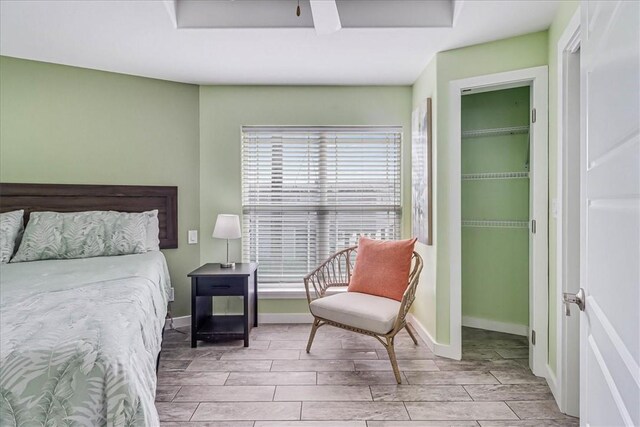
[
  {"x1": 461, "y1": 87, "x2": 530, "y2": 326},
  {"x1": 547, "y1": 0, "x2": 580, "y2": 374},
  {"x1": 0, "y1": 56, "x2": 201, "y2": 317},
  {"x1": 413, "y1": 30, "x2": 549, "y2": 345},
  {"x1": 410, "y1": 57, "x2": 438, "y2": 338},
  {"x1": 199, "y1": 85, "x2": 413, "y2": 314},
  {"x1": 410, "y1": 4, "x2": 580, "y2": 373},
  {"x1": 0, "y1": 58, "x2": 412, "y2": 317}
]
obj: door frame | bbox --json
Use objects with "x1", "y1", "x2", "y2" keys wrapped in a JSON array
[
  {"x1": 554, "y1": 9, "x2": 581, "y2": 415},
  {"x1": 448, "y1": 66, "x2": 549, "y2": 376}
]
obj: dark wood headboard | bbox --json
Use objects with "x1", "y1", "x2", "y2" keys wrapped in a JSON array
[{"x1": 0, "y1": 183, "x2": 178, "y2": 249}]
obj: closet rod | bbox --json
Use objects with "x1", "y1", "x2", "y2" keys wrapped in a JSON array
[
  {"x1": 462, "y1": 172, "x2": 529, "y2": 181},
  {"x1": 462, "y1": 220, "x2": 529, "y2": 229},
  {"x1": 462, "y1": 125, "x2": 530, "y2": 139}
]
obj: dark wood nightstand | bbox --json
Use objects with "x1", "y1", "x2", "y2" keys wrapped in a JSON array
[{"x1": 187, "y1": 263, "x2": 258, "y2": 347}]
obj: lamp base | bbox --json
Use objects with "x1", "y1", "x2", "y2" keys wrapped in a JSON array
[{"x1": 220, "y1": 262, "x2": 235, "y2": 268}]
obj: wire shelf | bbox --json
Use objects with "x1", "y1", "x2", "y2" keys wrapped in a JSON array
[
  {"x1": 462, "y1": 125, "x2": 530, "y2": 139},
  {"x1": 462, "y1": 220, "x2": 529, "y2": 229},
  {"x1": 462, "y1": 172, "x2": 530, "y2": 181}
]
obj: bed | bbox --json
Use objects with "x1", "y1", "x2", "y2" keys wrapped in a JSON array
[
  {"x1": 0, "y1": 183, "x2": 178, "y2": 426},
  {"x1": 1, "y1": 253, "x2": 170, "y2": 425}
]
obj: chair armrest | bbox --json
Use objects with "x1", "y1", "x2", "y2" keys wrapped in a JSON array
[
  {"x1": 391, "y1": 251, "x2": 424, "y2": 334},
  {"x1": 304, "y1": 246, "x2": 357, "y2": 304}
]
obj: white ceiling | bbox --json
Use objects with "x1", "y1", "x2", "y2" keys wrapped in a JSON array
[
  {"x1": 175, "y1": 0, "x2": 454, "y2": 29},
  {"x1": 0, "y1": 0, "x2": 560, "y2": 85}
]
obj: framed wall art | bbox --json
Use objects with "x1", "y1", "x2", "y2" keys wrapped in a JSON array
[{"x1": 411, "y1": 97, "x2": 433, "y2": 245}]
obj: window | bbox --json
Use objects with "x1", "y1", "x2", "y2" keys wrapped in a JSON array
[{"x1": 242, "y1": 126, "x2": 402, "y2": 285}]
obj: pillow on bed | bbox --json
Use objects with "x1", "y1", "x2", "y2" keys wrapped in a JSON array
[
  {"x1": 0, "y1": 210, "x2": 24, "y2": 263},
  {"x1": 145, "y1": 209, "x2": 160, "y2": 251},
  {"x1": 11, "y1": 210, "x2": 149, "y2": 262}
]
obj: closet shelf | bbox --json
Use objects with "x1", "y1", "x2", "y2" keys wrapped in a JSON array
[
  {"x1": 462, "y1": 125, "x2": 530, "y2": 139},
  {"x1": 462, "y1": 220, "x2": 529, "y2": 229},
  {"x1": 462, "y1": 172, "x2": 529, "y2": 181}
]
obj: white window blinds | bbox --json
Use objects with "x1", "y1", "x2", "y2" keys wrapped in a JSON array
[{"x1": 241, "y1": 126, "x2": 402, "y2": 285}]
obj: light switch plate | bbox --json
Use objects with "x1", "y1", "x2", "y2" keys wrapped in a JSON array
[
  {"x1": 168, "y1": 287, "x2": 175, "y2": 302},
  {"x1": 188, "y1": 229, "x2": 198, "y2": 244}
]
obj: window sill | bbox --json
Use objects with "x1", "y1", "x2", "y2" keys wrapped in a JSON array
[{"x1": 258, "y1": 287, "x2": 347, "y2": 300}]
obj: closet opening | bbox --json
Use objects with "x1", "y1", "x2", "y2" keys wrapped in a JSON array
[
  {"x1": 460, "y1": 86, "x2": 531, "y2": 362},
  {"x1": 448, "y1": 66, "x2": 548, "y2": 376}
]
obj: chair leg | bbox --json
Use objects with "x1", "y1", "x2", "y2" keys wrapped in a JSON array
[
  {"x1": 385, "y1": 337, "x2": 402, "y2": 384},
  {"x1": 306, "y1": 318, "x2": 320, "y2": 353},
  {"x1": 405, "y1": 324, "x2": 418, "y2": 345}
]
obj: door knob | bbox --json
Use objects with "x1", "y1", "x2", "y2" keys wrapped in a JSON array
[{"x1": 563, "y1": 288, "x2": 586, "y2": 316}]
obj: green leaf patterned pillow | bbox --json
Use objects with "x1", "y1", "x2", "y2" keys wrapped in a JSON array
[
  {"x1": 0, "y1": 209, "x2": 24, "y2": 263},
  {"x1": 144, "y1": 209, "x2": 160, "y2": 251},
  {"x1": 11, "y1": 211, "x2": 150, "y2": 263}
]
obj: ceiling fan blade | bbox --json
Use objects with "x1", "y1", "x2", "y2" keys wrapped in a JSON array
[{"x1": 309, "y1": 0, "x2": 342, "y2": 35}]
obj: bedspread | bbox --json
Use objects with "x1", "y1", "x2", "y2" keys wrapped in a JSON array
[{"x1": 0, "y1": 252, "x2": 170, "y2": 426}]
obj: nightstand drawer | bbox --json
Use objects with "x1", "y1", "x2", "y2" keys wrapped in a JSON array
[{"x1": 195, "y1": 276, "x2": 244, "y2": 296}]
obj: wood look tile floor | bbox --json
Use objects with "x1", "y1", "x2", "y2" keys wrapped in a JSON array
[{"x1": 157, "y1": 325, "x2": 578, "y2": 426}]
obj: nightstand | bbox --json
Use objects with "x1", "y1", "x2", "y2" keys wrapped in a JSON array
[{"x1": 187, "y1": 263, "x2": 258, "y2": 347}]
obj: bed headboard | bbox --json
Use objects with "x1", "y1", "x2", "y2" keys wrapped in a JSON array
[{"x1": 0, "y1": 183, "x2": 178, "y2": 249}]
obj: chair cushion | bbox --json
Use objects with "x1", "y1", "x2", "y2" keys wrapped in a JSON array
[
  {"x1": 347, "y1": 237, "x2": 417, "y2": 301},
  {"x1": 309, "y1": 292, "x2": 401, "y2": 334}
]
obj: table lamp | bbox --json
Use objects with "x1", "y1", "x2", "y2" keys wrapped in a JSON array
[{"x1": 212, "y1": 214, "x2": 241, "y2": 268}]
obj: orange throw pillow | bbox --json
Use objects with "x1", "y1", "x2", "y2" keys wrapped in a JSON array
[{"x1": 347, "y1": 237, "x2": 417, "y2": 301}]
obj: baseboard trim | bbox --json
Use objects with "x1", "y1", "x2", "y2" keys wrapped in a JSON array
[
  {"x1": 546, "y1": 363, "x2": 560, "y2": 404},
  {"x1": 165, "y1": 313, "x2": 313, "y2": 329},
  {"x1": 406, "y1": 313, "x2": 436, "y2": 352},
  {"x1": 165, "y1": 315, "x2": 191, "y2": 329},
  {"x1": 259, "y1": 313, "x2": 313, "y2": 323},
  {"x1": 462, "y1": 316, "x2": 529, "y2": 337},
  {"x1": 406, "y1": 313, "x2": 460, "y2": 360}
]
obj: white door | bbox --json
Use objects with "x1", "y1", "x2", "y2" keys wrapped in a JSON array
[{"x1": 579, "y1": 1, "x2": 639, "y2": 425}]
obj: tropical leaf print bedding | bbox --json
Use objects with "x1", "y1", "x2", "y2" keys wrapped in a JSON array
[
  {"x1": 0, "y1": 252, "x2": 170, "y2": 426},
  {"x1": 11, "y1": 211, "x2": 151, "y2": 263}
]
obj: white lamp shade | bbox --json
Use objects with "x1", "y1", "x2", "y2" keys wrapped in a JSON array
[{"x1": 212, "y1": 214, "x2": 241, "y2": 239}]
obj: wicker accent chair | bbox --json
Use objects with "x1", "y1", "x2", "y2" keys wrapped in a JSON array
[{"x1": 304, "y1": 246, "x2": 424, "y2": 384}]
